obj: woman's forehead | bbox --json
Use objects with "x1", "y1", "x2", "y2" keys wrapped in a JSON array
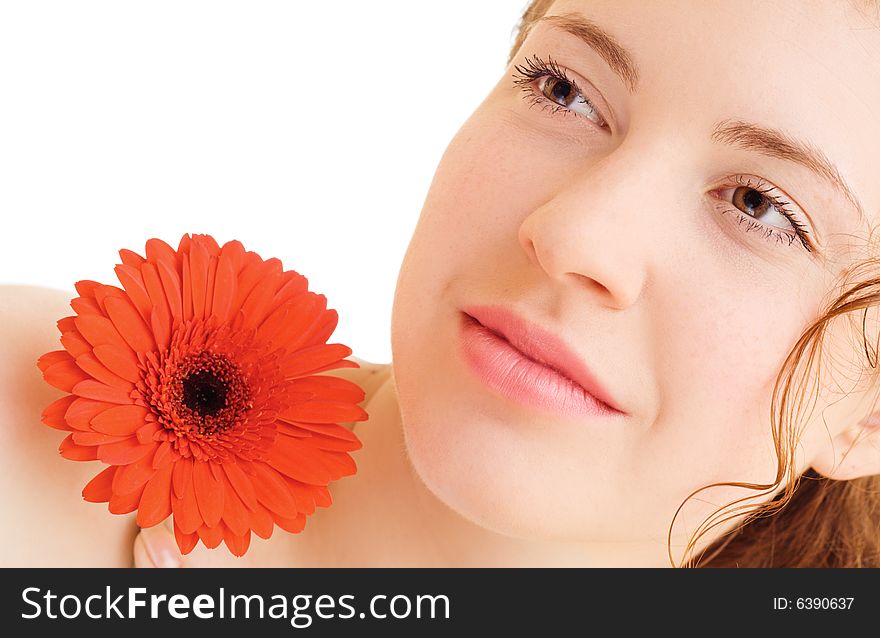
[{"x1": 538, "y1": 0, "x2": 880, "y2": 231}]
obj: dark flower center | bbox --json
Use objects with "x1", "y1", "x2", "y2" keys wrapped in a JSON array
[{"x1": 182, "y1": 369, "x2": 228, "y2": 417}]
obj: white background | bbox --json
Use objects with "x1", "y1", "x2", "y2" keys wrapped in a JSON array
[{"x1": 0, "y1": 0, "x2": 528, "y2": 363}]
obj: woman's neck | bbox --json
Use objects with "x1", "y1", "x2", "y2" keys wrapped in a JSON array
[{"x1": 291, "y1": 368, "x2": 671, "y2": 568}]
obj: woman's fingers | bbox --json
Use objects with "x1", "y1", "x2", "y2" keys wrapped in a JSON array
[{"x1": 132, "y1": 521, "x2": 183, "y2": 568}]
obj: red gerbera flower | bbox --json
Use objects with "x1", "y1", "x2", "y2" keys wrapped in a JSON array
[{"x1": 36, "y1": 233, "x2": 368, "y2": 557}]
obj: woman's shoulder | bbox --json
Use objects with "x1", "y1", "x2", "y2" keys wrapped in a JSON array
[{"x1": 0, "y1": 284, "x2": 139, "y2": 566}]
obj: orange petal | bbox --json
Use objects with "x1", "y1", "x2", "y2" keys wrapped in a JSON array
[
  {"x1": 280, "y1": 343, "x2": 355, "y2": 379},
  {"x1": 173, "y1": 523, "x2": 199, "y2": 555},
  {"x1": 283, "y1": 296, "x2": 330, "y2": 352},
  {"x1": 172, "y1": 456, "x2": 193, "y2": 500},
  {"x1": 239, "y1": 272, "x2": 279, "y2": 331},
  {"x1": 114, "y1": 264, "x2": 152, "y2": 322},
  {"x1": 280, "y1": 429, "x2": 361, "y2": 452},
  {"x1": 301, "y1": 312, "x2": 339, "y2": 350},
  {"x1": 82, "y1": 465, "x2": 117, "y2": 502},
  {"x1": 104, "y1": 296, "x2": 155, "y2": 353},
  {"x1": 119, "y1": 248, "x2": 146, "y2": 267},
  {"x1": 266, "y1": 435, "x2": 333, "y2": 484},
  {"x1": 136, "y1": 420, "x2": 162, "y2": 444},
  {"x1": 172, "y1": 471, "x2": 204, "y2": 535},
  {"x1": 189, "y1": 239, "x2": 210, "y2": 320},
  {"x1": 59, "y1": 433, "x2": 99, "y2": 461},
  {"x1": 74, "y1": 314, "x2": 131, "y2": 351},
  {"x1": 251, "y1": 462, "x2": 299, "y2": 518},
  {"x1": 285, "y1": 374, "x2": 365, "y2": 404},
  {"x1": 145, "y1": 237, "x2": 178, "y2": 267},
  {"x1": 93, "y1": 344, "x2": 140, "y2": 383},
  {"x1": 75, "y1": 352, "x2": 133, "y2": 391},
  {"x1": 60, "y1": 331, "x2": 92, "y2": 358},
  {"x1": 220, "y1": 472, "x2": 250, "y2": 536},
  {"x1": 108, "y1": 482, "x2": 146, "y2": 514},
  {"x1": 210, "y1": 248, "x2": 237, "y2": 323},
  {"x1": 193, "y1": 460, "x2": 224, "y2": 527},
  {"x1": 113, "y1": 450, "x2": 157, "y2": 494},
  {"x1": 222, "y1": 528, "x2": 251, "y2": 557},
  {"x1": 152, "y1": 440, "x2": 175, "y2": 470},
  {"x1": 43, "y1": 357, "x2": 90, "y2": 392},
  {"x1": 272, "y1": 511, "x2": 307, "y2": 534},
  {"x1": 97, "y1": 437, "x2": 155, "y2": 465},
  {"x1": 65, "y1": 398, "x2": 117, "y2": 431},
  {"x1": 181, "y1": 257, "x2": 193, "y2": 322},
  {"x1": 196, "y1": 522, "x2": 225, "y2": 549},
  {"x1": 137, "y1": 462, "x2": 173, "y2": 527},
  {"x1": 156, "y1": 258, "x2": 183, "y2": 321},
  {"x1": 248, "y1": 502, "x2": 276, "y2": 539},
  {"x1": 204, "y1": 255, "x2": 218, "y2": 321},
  {"x1": 150, "y1": 306, "x2": 172, "y2": 353},
  {"x1": 72, "y1": 431, "x2": 128, "y2": 446},
  {"x1": 280, "y1": 399, "x2": 368, "y2": 424},
  {"x1": 72, "y1": 379, "x2": 133, "y2": 404},
  {"x1": 41, "y1": 395, "x2": 78, "y2": 431},
  {"x1": 276, "y1": 419, "x2": 360, "y2": 442},
  {"x1": 141, "y1": 262, "x2": 172, "y2": 345},
  {"x1": 223, "y1": 461, "x2": 259, "y2": 511},
  {"x1": 91, "y1": 404, "x2": 150, "y2": 435},
  {"x1": 71, "y1": 296, "x2": 102, "y2": 315},
  {"x1": 37, "y1": 350, "x2": 71, "y2": 372}
]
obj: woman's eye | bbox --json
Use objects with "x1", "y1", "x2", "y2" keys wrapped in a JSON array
[
  {"x1": 533, "y1": 76, "x2": 607, "y2": 128},
  {"x1": 713, "y1": 178, "x2": 813, "y2": 253},
  {"x1": 511, "y1": 54, "x2": 609, "y2": 130},
  {"x1": 720, "y1": 186, "x2": 794, "y2": 231}
]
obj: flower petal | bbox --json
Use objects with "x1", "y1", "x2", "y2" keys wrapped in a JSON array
[
  {"x1": 172, "y1": 471, "x2": 204, "y2": 535},
  {"x1": 72, "y1": 379, "x2": 133, "y2": 404},
  {"x1": 223, "y1": 528, "x2": 251, "y2": 557},
  {"x1": 65, "y1": 398, "x2": 116, "y2": 431},
  {"x1": 280, "y1": 343, "x2": 355, "y2": 379},
  {"x1": 104, "y1": 296, "x2": 155, "y2": 353},
  {"x1": 93, "y1": 344, "x2": 141, "y2": 383},
  {"x1": 280, "y1": 400, "x2": 368, "y2": 424},
  {"x1": 41, "y1": 395, "x2": 78, "y2": 431},
  {"x1": 108, "y1": 482, "x2": 146, "y2": 514},
  {"x1": 173, "y1": 523, "x2": 199, "y2": 555},
  {"x1": 75, "y1": 352, "x2": 133, "y2": 391},
  {"x1": 74, "y1": 314, "x2": 131, "y2": 352},
  {"x1": 59, "y1": 433, "x2": 99, "y2": 461},
  {"x1": 220, "y1": 472, "x2": 250, "y2": 537},
  {"x1": 114, "y1": 264, "x2": 152, "y2": 322},
  {"x1": 193, "y1": 460, "x2": 224, "y2": 527},
  {"x1": 137, "y1": 462, "x2": 174, "y2": 527},
  {"x1": 82, "y1": 465, "x2": 117, "y2": 502},
  {"x1": 222, "y1": 461, "x2": 259, "y2": 512},
  {"x1": 43, "y1": 357, "x2": 90, "y2": 392},
  {"x1": 113, "y1": 450, "x2": 157, "y2": 495},
  {"x1": 196, "y1": 522, "x2": 225, "y2": 549},
  {"x1": 97, "y1": 437, "x2": 155, "y2": 465},
  {"x1": 91, "y1": 404, "x2": 150, "y2": 435},
  {"x1": 251, "y1": 462, "x2": 299, "y2": 518},
  {"x1": 172, "y1": 456, "x2": 193, "y2": 500}
]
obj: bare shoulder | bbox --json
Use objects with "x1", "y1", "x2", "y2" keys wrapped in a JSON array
[{"x1": 0, "y1": 285, "x2": 139, "y2": 566}]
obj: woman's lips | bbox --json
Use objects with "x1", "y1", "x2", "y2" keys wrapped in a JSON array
[{"x1": 457, "y1": 310, "x2": 625, "y2": 420}]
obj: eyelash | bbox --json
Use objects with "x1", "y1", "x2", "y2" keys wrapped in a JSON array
[
  {"x1": 511, "y1": 53, "x2": 609, "y2": 130},
  {"x1": 715, "y1": 175, "x2": 813, "y2": 253},
  {"x1": 510, "y1": 53, "x2": 814, "y2": 254}
]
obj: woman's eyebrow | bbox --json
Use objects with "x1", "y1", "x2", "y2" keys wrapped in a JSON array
[
  {"x1": 536, "y1": 12, "x2": 867, "y2": 228},
  {"x1": 712, "y1": 120, "x2": 867, "y2": 227},
  {"x1": 536, "y1": 12, "x2": 640, "y2": 93}
]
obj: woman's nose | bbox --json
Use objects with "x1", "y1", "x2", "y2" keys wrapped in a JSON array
[{"x1": 517, "y1": 162, "x2": 656, "y2": 310}]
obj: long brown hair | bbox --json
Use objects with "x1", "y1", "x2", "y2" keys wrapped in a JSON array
[{"x1": 507, "y1": 0, "x2": 880, "y2": 567}]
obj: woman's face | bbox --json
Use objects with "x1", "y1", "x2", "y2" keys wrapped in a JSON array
[{"x1": 390, "y1": 0, "x2": 880, "y2": 558}]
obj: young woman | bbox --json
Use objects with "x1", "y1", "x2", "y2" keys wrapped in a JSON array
[{"x1": 3, "y1": 0, "x2": 880, "y2": 567}]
